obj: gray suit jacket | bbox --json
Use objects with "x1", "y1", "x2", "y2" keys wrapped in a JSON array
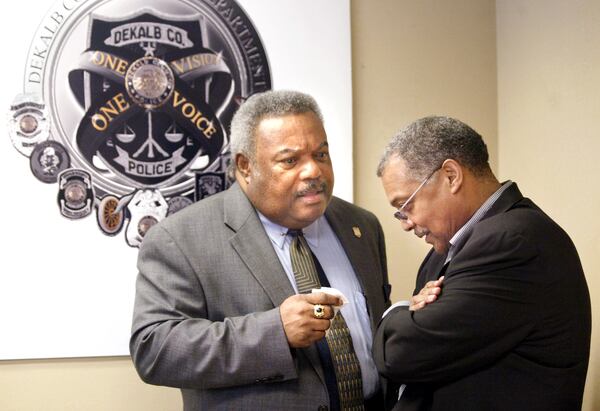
[{"x1": 130, "y1": 183, "x2": 390, "y2": 410}]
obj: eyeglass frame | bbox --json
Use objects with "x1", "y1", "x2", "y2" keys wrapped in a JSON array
[{"x1": 394, "y1": 167, "x2": 441, "y2": 221}]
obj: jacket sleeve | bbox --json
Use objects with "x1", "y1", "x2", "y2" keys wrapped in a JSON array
[
  {"x1": 375, "y1": 216, "x2": 392, "y2": 309},
  {"x1": 129, "y1": 224, "x2": 298, "y2": 389},
  {"x1": 373, "y1": 228, "x2": 540, "y2": 384}
]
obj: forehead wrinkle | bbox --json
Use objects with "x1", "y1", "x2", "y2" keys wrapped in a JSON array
[
  {"x1": 274, "y1": 139, "x2": 328, "y2": 156},
  {"x1": 276, "y1": 147, "x2": 299, "y2": 155}
]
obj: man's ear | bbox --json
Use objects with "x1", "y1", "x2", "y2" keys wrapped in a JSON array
[
  {"x1": 441, "y1": 159, "x2": 463, "y2": 194},
  {"x1": 235, "y1": 153, "x2": 252, "y2": 184}
]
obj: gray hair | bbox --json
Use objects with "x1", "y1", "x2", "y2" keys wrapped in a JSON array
[
  {"x1": 229, "y1": 90, "x2": 323, "y2": 166},
  {"x1": 377, "y1": 116, "x2": 490, "y2": 180}
]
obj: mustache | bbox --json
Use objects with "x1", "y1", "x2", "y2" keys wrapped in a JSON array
[{"x1": 296, "y1": 180, "x2": 328, "y2": 196}]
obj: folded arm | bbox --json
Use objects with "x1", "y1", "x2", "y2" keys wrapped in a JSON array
[{"x1": 374, "y1": 231, "x2": 540, "y2": 384}]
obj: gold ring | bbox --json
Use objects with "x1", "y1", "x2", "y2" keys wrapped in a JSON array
[{"x1": 313, "y1": 304, "x2": 325, "y2": 319}]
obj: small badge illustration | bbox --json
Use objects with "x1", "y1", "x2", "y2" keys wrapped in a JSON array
[{"x1": 57, "y1": 169, "x2": 95, "y2": 219}]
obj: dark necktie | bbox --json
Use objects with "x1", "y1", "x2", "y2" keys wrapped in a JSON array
[{"x1": 289, "y1": 230, "x2": 364, "y2": 411}]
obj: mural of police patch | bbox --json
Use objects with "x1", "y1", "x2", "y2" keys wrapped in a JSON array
[{"x1": 12, "y1": 0, "x2": 271, "y2": 246}]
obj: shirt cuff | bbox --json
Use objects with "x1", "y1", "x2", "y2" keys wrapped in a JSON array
[{"x1": 382, "y1": 300, "x2": 410, "y2": 318}]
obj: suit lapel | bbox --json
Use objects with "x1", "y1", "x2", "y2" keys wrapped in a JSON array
[
  {"x1": 224, "y1": 184, "x2": 326, "y2": 386},
  {"x1": 481, "y1": 182, "x2": 525, "y2": 220},
  {"x1": 447, "y1": 182, "x2": 526, "y2": 263},
  {"x1": 224, "y1": 184, "x2": 294, "y2": 307},
  {"x1": 325, "y1": 198, "x2": 382, "y2": 332},
  {"x1": 418, "y1": 251, "x2": 447, "y2": 288},
  {"x1": 441, "y1": 182, "x2": 526, "y2": 278}
]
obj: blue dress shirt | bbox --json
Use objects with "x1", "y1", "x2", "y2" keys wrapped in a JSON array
[{"x1": 258, "y1": 213, "x2": 380, "y2": 397}]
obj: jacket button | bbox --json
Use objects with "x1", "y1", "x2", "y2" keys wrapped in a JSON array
[{"x1": 317, "y1": 406, "x2": 328, "y2": 411}]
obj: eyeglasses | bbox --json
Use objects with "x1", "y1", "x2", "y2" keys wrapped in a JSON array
[{"x1": 394, "y1": 168, "x2": 440, "y2": 221}]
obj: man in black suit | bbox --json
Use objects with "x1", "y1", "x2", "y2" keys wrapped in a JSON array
[{"x1": 373, "y1": 116, "x2": 591, "y2": 411}]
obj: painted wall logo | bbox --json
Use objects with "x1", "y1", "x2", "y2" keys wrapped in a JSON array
[{"x1": 8, "y1": 0, "x2": 271, "y2": 247}]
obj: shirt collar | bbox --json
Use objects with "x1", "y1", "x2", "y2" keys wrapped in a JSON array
[
  {"x1": 446, "y1": 180, "x2": 513, "y2": 261},
  {"x1": 257, "y1": 212, "x2": 321, "y2": 249},
  {"x1": 302, "y1": 218, "x2": 320, "y2": 248}
]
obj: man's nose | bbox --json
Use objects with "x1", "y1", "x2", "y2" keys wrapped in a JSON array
[
  {"x1": 400, "y1": 218, "x2": 415, "y2": 232},
  {"x1": 300, "y1": 159, "x2": 322, "y2": 179}
]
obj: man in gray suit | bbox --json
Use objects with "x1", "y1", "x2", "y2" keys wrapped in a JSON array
[{"x1": 130, "y1": 90, "x2": 391, "y2": 410}]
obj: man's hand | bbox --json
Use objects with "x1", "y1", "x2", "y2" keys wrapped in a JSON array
[
  {"x1": 280, "y1": 292, "x2": 342, "y2": 348},
  {"x1": 410, "y1": 276, "x2": 444, "y2": 311}
]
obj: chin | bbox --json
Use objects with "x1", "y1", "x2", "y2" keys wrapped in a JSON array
[
  {"x1": 429, "y1": 239, "x2": 448, "y2": 255},
  {"x1": 295, "y1": 208, "x2": 326, "y2": 225},
  {"x1": 433, "y1": 244, "x2": 450, "y2": 255}
]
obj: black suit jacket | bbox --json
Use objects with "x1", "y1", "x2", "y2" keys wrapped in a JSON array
[{"x1": 373, "y1": 183, "x2": 591, "y2": 411}]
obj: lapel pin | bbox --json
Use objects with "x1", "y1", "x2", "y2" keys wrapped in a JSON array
[{"x1": 352, "y1": 226, "x2": 362, "y2": 238}]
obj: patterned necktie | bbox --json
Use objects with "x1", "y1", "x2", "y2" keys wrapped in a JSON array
[{"x1": 289, "y1": 230, "x2": 364, "y2": 411}]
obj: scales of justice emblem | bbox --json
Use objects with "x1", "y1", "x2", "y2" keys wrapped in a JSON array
[{"x1": 8, "y1": 0, "x2": 271, "y2": 246}]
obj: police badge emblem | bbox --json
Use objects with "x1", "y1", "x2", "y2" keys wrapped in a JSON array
[
  {"x1": 7, "y1": 93, "x2": 51, "y2": 157},
  {"x1": 195, "y1": 172, "x2": 225, "y2": 201},
  {"x1": 97, "y1": 195, "x2": 126, "y2": 235},
  {"x1": 167, "y1": 195, "x2": 193, "y2": 216},
  {"x1": 58, "y1": 169, "x2": 95, "y2": 219},
  {"x1": 10, "y1": 0, "x2": 271, "y2": 246},
  {"x1": 30, "y1": 140, "x2": 71, "y2": 184},
  {"x1": 125, "y1": 189, "x2": 168, "y2": 248}
]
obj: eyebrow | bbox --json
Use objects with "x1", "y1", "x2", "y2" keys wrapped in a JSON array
[
  {"x1": 275, "y1": 141, "x2": 329, "y2": 156},
  {"x1": 390, "y1": 194, "x2": 410, "y2": 208}
]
